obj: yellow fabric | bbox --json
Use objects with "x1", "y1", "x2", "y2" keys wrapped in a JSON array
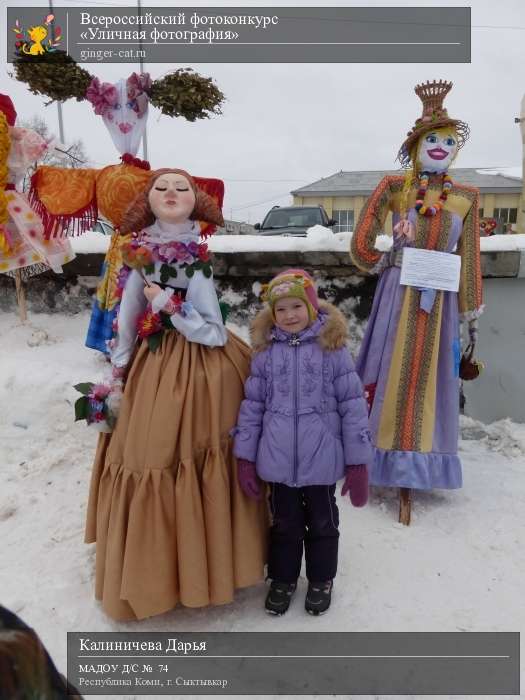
[
  {"x1": 96, "y1": 164, "x2": 150, "y2": 228},
  {"x1": 419, "y1": 294, "x2": 443, "y2": 452},
  {"x1": 95, "y1": 232, "x2": 132, "y2": 311},
  {"x1": 376, "y1": 288, "x2": 413, "y2": 450}
]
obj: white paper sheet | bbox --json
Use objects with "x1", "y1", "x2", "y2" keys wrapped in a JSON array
[{"x1": 400, "y1": 248, "x2": 462, "y2": 292}]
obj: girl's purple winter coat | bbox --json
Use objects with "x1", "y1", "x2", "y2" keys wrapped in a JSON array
[{"x1": 233, "y1": 302, "x2": 372, "y2": 487}]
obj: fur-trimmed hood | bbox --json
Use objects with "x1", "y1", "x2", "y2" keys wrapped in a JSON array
[{"x1": 250, "y1": 300, "x2": 349, "y2": 353}]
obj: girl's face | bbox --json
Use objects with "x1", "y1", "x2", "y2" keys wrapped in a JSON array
[
  {"x1": 148, "y1": 173, "x2": 196, "y2": 223},
  {"x1": 416, "y1": 127, "x2": 458, "y2": 173},
  {"x1": 274, "y1": 297, "x2": 310, "y2": 334}
]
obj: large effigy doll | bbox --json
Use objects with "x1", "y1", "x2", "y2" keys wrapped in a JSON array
[{"x1": 350, "y1": 80, "x2": 483, "y2": 522}]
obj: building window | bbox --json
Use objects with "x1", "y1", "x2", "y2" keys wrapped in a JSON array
[
  {"x1": 493, "y1": 207, "x2": 517, "y2": 224},
  {"x1": 333, "y1": 209, "x2": 354, "y2": 232},
  {"x1": 478, "y1": 208, "x2": 484, "y2": 219}
]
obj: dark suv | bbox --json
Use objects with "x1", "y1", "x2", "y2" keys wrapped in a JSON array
[{"x1": 254, "y1": 205, "x2": 337, "y2": 237}]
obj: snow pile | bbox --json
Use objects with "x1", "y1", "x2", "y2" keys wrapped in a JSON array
[
  {"x1": 460, "y1": 414, "x2": 525, "y2": 459},
  {"x1": 70, "y1": 227, "x2": 525, "y2": 257},
  {"x1": 71, "y1": 230, "x2": 110, "y2": 255},
  {"x1": 479, "y1": 234, "x2": 525, "y2": 251}
]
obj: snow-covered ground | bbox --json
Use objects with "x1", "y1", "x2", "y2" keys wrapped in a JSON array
[{"x1": 1, "y1": 311, "x2": 524, "y2": 700}]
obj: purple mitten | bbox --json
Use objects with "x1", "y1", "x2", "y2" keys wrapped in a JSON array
[
  {"x1": 341, "y1": 465, "x2": 369, "y2": 507},
  {"x1": 237, "y1": 459, "x2": 263, "y2": 501}
]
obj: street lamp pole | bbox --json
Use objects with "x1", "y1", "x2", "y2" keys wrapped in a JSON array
[{"x1": 137, "y1": 0, "x2": 148, "y2": 162}]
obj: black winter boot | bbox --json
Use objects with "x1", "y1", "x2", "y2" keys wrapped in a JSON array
[
  {"x1": 305, "y1": 580, "x2": 333, "y2": 615},
  {"x1": 265, "y1": 581, "x2": 297, "y2": 615}
]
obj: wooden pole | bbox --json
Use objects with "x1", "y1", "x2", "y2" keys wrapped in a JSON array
[
  {"x1": 14, "y1": 269, "x2": 27, "y2": 323},
  {"x1": 399, "y1": 487, "x2": 411, "y2": 526},
  {"x1": 48, "y1": 0, "x2": 65, "y2": 145}
]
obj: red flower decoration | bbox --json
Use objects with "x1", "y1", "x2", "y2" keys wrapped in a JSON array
[
  {"x1": 120, "y1": 153, "x2": 151, "y2": 170},
  {"x1": 198, "y1": 243, "x2": 210, "y2": 262},
  {"x1": 137, "y1": 308, "x2": 162, "y2": 338},
  {"x1": 163, "y1": 291, "x2": 185, "y2": 315}
]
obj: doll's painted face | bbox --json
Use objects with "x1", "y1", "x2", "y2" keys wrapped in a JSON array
[
  {"x1": 274, "y1": 297, "x2": 310, "y2": 334},
  {"x1": 416, "y1": 127, "x2": 458, "y2": 173},
  {"x1": 148, "y1": 173, "x2": 196, "y2": 224}
]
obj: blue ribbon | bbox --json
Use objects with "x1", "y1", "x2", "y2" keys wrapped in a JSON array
[{"x1": 416, "y1": 287, "x2": 437, "y2": 313}]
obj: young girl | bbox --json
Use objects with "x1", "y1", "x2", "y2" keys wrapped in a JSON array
[
  {"x1": 232, "y1": 269, "x2": 372, "y2": 616},
  {"x1": 85, "y1": 168, "x2": 268, "y2": 621}
]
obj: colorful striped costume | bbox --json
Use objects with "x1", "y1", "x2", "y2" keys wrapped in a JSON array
[{"x1": 351, "y1": 174, "x2": 482, "y2": 489}]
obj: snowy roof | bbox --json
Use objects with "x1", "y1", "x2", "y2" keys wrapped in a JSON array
[{"x1": 292, "y1": 168, "x2": 523, "y2": 196}]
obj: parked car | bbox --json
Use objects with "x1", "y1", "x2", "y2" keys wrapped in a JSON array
[
  {"x1": 254, "y1": 205, "x2": 337, "y2": 237},
  {"x1": 90, "y1": 218, "x2": 114, "y2": 236}
]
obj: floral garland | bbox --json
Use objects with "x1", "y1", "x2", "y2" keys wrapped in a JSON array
[
  {"x1": 115, "y1": 236, "x2": 213, "y2": 352},
  {"x1": 414, "y1": 171, "x2": 453, "y2": 217},
  {"x1": 121, "y1": 237, "x2": 212, "y2": 283}
]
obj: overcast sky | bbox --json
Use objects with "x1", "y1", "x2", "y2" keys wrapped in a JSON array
[{"x1": 2, "y1": 0, "x2": 524, "y2": 223}]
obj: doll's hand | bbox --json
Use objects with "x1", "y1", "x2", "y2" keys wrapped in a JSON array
[
  {"x1": 394, "y1": 219, "x2": 415, "y2": 241},
  {"x1": 111, "y1": 364, "x2": 127, "y2": 382},
  {"x1": 143, "y1": 283, "x2": 162, "y2": 304},
  {"x1": 103, "y1": 365, "x2": 127, "y2": 421},
  {"x1": 341, "y1": 465, "x2": 369, "y2": 507}
]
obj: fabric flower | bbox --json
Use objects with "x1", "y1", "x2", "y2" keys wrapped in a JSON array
[
  {"x1": 87, "y1": 398, "x2": 105, "y2": 424},
  {"x1": 115, "y1": 266, "x2": 131, "y2": 298},
  {"x1": 162, "y1": 291, "x2": 187, "y2": 316},
  {"x1": 126, "y1": 72, "x2": 151, "y2": 118},
  {"x1": 89, "y1": 384, "x2": 111, "y2": 401},
  {"x1": 181, "y1": 301, "x2": 193, "y2": 317},
  {"x1": 198, "y1": 243, "x2": 210, "y2": 262},
  {"x1": 121, "y1": 242, "x2": 153, "y2": 269},
  {"x1": 173, "y1": 242, "x2": 194, "y2": 264},
  {"x1": 86, "y1": 77, "x2": 119, "y2": 118},
  {"x1": 157, "y1": 242, "x2": 180, "y2": 263},
  {"x1": 137, "y1": 308, "x2": 162, "y2": 338},
  {"x1": 186, "y1": 240, "x2": 199, "y2": 257}
]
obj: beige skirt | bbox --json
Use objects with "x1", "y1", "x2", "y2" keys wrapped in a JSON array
[{"x1": 85, "y1": 329, "x2": 269, "y2": 621}]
